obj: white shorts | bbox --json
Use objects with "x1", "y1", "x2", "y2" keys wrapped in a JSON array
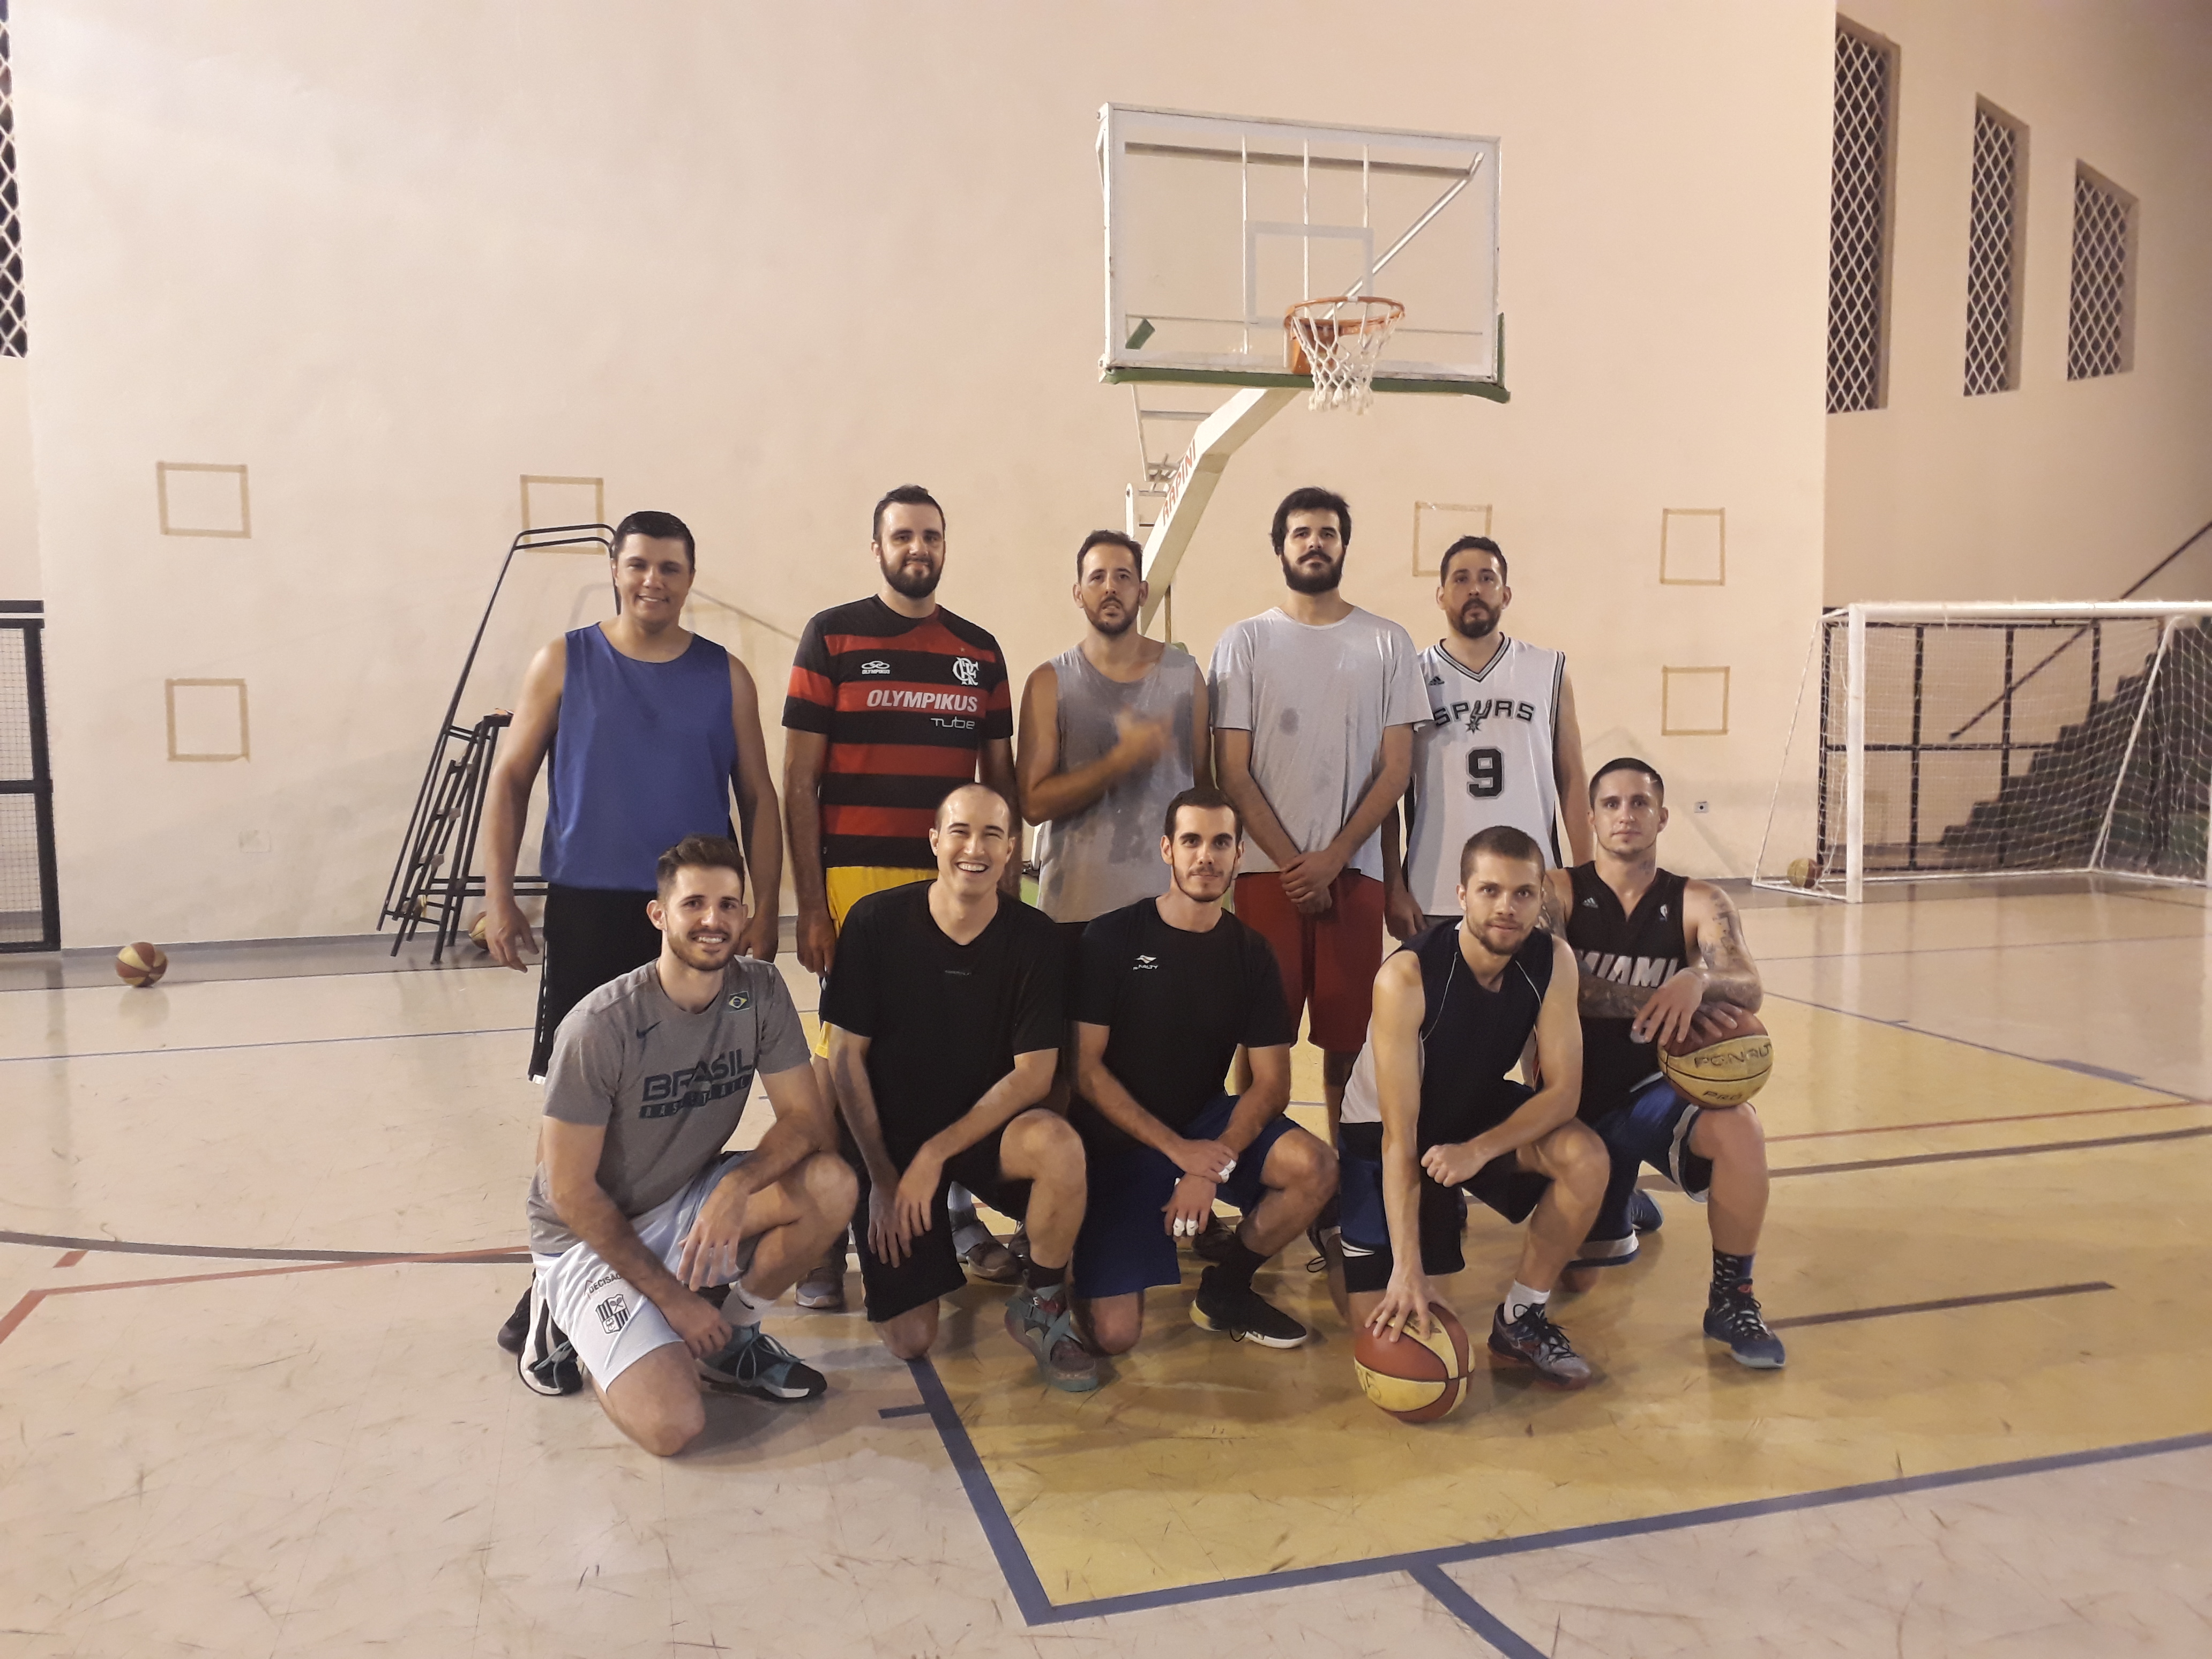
[{"x1": 531, "y1": 1153, "x2": 752, "y2": 1388}]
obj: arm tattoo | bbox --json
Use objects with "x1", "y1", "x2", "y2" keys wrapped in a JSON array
[{"x1": 1693, "y1": 895, "x2": 1763, "y2": 1007}]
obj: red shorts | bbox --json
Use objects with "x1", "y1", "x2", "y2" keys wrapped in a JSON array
[{"x1": 1234, "y1": 870, "x2": 1387, "y2": 1054}]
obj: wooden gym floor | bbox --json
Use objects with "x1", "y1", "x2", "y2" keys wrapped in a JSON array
[{"x1": 1, "y1": 878, "x2": 2206, "y2": 1656}]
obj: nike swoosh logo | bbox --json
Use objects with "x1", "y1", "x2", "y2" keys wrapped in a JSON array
[{"x1": 636, "y1": 1022, "x2": 661, "y2": 1040}]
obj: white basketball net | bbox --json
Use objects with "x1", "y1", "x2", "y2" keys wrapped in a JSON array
[{"x1": 1286, "y1": 296, "x2": 1406, "y2": 413}]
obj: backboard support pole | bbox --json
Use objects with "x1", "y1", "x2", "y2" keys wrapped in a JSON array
[{"x1": 1138, "y1": 386, "x2": 1296, "y2": 628}]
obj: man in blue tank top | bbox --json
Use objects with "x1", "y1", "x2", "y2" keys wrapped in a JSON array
[
  {"x1": 480, "y1": 511, "x2": 784, "y2": 1081},
  {"x1": 480, "y1": 511, "x2": 784, "y2": 1356}
]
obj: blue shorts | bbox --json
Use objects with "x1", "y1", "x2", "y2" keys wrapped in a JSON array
[
  {"x1": 1572, "y1": 1077, "x2": 1713, "y2": 1271},
  {"x1": 1072, "y1": 1093, "x2": 1298, "y2": 1300}
]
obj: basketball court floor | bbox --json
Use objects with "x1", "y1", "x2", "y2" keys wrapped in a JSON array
[{"x1": 2, "y1": 878, "x2": 2207, "y2": 1656}]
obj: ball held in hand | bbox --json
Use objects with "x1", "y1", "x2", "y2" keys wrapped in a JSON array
[
  {"x1": 1660, "y1": 1011, "x2": 1773, "y2": 1107},
  {"x1": 1353, "y1": 1303, "x2": 1473, "y2": 1423}
]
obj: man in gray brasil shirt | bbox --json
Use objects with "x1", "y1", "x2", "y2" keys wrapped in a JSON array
[{"x1": 521, "y1": 834, "x2": 858, "y2": 1458}]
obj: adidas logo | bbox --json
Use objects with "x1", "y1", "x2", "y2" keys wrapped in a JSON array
[
  {"x1": 1426, "y1": 674, "x2": 1444, "y2": 686},
  {"x1": 1581, "y1": 896, "x2": 1598, "y2": 908},
  {"x1": 861, "y1": 659, "x2": 892, "y2": 676},
  {"x1": 1659, "y1": 905, "x2": 1669, "y2": 920}
]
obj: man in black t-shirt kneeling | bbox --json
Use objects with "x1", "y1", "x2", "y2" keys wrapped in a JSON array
[
  {"x1": 823, "y1": 783, "x2": 1097, "y2": 1391},
  {"x1": 1073, "y1": 787, "x2": 1339, "y2": 1352}
]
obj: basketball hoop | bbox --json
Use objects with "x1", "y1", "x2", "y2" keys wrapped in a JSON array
[{"x1": 1284, "y1": 296, "x2": 1406, "y2": 413}]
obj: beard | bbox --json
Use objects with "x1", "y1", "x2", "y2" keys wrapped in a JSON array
[
  {"x1": 667, "y1": 929, "x2": 737, "y2": 972},
  {"x1": 1281, "y1": 552, "x2": 1344, "y2": 595},
  {"x1": 1083, "y1": 597, "x2": 1137, "y2": 637},
  {"x1": 1452, "y1": 601, "x2": 1499, "y2": 640},
  {"x1": 882, "y1": 556, "x2": 943, "y2": 600},
  {"x1": 1171, "y1": 863, "x2": 1230, "y2": 903}
]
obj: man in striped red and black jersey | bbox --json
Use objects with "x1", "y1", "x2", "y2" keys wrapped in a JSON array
[{"x1": 782, "y1": 483, "x2": 1023, "y2": 1308}]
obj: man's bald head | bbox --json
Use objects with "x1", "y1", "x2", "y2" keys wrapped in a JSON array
[{"x1": 935, "y1": 782, "x2": 1014, "y2": 835}]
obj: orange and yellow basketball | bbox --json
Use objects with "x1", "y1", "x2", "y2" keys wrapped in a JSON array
[
  {"x1": 1661, "y1": 1012, "x2": 1773, "y2": 1107},
  {"x1": 1352, "y1": 1304, "x2": 1473, "y2": 1423},
  {"x1": 116, "y1": 941, "x2": 169, "y2": 988}
]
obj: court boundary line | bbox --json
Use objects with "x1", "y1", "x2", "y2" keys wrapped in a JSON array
[
  {"x1": 1760, "y1": 989, "x2": 2192, "y2": 1097},
  {"x1": 0, "y1": 1228, "x2": 529, "y2": 1264},
  {"x1": 0, "y1": 1025, "x2": 533, "y2": 1066},
  {"x1": 1770, "y1": 1122, "x2": 2212, "y2": 1178},
  {"x1": 903, "y1": 1355, "x2": 2212, "y2": 1633},
  {"x1": 1765, "y1": 1096, "x2": 2208, "y2": 1144},
  {"x1": 1767, "y1": 1280, "x2": 2113, "y2": 1330},
  {"x1": 1758, "y1": 930, "x2": 2206, "y2": 963}
]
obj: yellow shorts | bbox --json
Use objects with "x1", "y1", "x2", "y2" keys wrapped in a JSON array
[{"x1": 810, "y1": 865, "x2": 933, "y2": 1057}]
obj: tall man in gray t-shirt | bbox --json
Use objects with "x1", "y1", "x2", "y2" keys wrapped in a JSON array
[
  {"x1": 523, "y1": 835, "x2": 858, "y2": 1458},
  {"x1": 1211, "y1": 487, "x2": 1429, "y2": 1143},
  {"x1": 1018, "y1": 529, "x2": 1210, "y2": 926}
]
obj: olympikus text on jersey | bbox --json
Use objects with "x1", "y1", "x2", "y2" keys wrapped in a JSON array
[
  {"x1": 1403, "y1": 637, "x2": 1565, "y2": 915},
  {"x1": 1564, "y1": 863, "x2": 1690, "y2": 1122},
  {"x1": 782, "y1": 596, "x2": 1013, "y2": 870}
]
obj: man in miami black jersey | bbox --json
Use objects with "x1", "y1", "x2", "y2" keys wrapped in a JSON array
[
  {"x1": 1548, "y1": 758, "x2": 1784, "y2": 1368},
  {"x1": 1336, "y1": 824, "x2": 1608, "y2": 1388}
]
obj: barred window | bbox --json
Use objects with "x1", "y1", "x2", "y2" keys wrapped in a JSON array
[
  {"x1": 1962, "y1": 103, "x2": 2026, "y2": 396},
  {"x1": 0, "y1": 0, "x2": 21, "y2": 358},
  {"x1": 2066, "y1": 165, "x2": 2133, "y2": 380},
  {"x1": 1828, "y1": 21, "x2": 1896, "y2": 413}
]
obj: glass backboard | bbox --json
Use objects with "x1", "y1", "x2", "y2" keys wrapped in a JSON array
[{"x1": 1100, "y1": 104, "x2": 1503, "y2": 399}]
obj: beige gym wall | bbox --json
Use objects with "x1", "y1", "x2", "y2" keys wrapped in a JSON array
[
  {"x1": 1824, "y1": 0, "x2": 2212, "y2": 606},
  {"x1": 16, "y1": 1, "x2": 1832, "y2": 945}
]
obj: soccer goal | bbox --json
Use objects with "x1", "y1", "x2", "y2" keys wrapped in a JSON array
[{"x1": 1754, "y1": 602, "x2": 2212, "y2": 901}]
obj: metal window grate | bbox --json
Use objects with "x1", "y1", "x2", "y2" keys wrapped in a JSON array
[
  {"x1": 1962, "y1": 107, "x2": 2021, "y2": 396},
  {"x1": 1827, "y1": 25, "x2": 1892, "y2": 413},
  {"x1": 2067, "y1": 169, "x2": 2130, "y2": 380},
  {"x1": 0, "y1": 2, "x2": 21, "y2": 359}
]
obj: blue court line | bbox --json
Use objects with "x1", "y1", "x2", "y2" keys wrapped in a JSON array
[
  {"x1": 1770, "y1": 1122, "x2": 2212, "y2": 1178},
  {"x1": 0, "y1": 1228, "x2": 528, "y2": 1264},
  {"x1": 877, "y1": 1402, "x2": 932, "y2": 1419},
  {"x1": 1768, "y1": 1280, "x2": 2112, "y2": 1330},
  {"x1": 1758, "y1": 931, "x2": 2199, "y2": 963},
  {"x1": 1759, "y1": 989, "x2": 2189, "y2": 1098},
  {"x1": 0, "y1": 1025, "x2": 533, "y2": 1065},
  {"x1": 1410, "y1": 1564, "x2": 1548, "y2": 1657},
  {"x1": 905, "y1": 1355, "x2": 2212, "y2": 1630}
]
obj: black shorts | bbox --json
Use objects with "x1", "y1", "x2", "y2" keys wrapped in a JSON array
[
  {"x1": 531, "y1": 884, "x2": 661, "y2": 1079},
  {"x1": 847, "y1": 1123, "x2": 1034, "y2": 1323},
  {"x1": 1335, "y1": 1104, "x2": 1554, "y2": 1295}
]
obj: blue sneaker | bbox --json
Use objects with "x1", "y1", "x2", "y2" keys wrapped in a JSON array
[
  {"x1": 697, "y1": 1322, "x2": 827, "y2": 1401},
  {"x1": 1628, "y1": 1190, "x2": 1664, "y2": 1233},
  {"x1": 1705, "y1": 1286, "x2": 1786, "y2": 1369}
]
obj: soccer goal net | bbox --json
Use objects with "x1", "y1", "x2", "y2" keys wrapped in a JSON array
[{"x1": 1754, "y1": 602, "x2": 2212, "y2": 901}]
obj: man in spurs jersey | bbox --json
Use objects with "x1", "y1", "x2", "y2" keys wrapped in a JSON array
[{"x1": 1384, "y1": 535, "x2": 1591, "y2": 940}]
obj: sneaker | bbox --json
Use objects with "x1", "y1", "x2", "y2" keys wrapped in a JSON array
[
  {"x1": 953, "y1": 1220, "x2": 1022, "y2": 1284},
  {"x1": 794, "y1": 1257, "x2": 846, "y2": 1312},
  {"x1": 1190, "y1": 1268, "x2": 1310, "y2": 1348},
  {"x1": 516, "y1": 1279, "x2": 582, "y2": 1396},
  {"x1": 1004, "y1": 1284, "x2": 1101, "y2": 1392},
  {"x1": 697, "y1": 1322, "x2": 828, "y2": 1400},
  {"x1": 496, "y1": 1286, "x2": 530, "y2": 1355},
  {"x1": 1304, "y1": 1219, "x2": 1342, "y2": 1276},
  {"x1": 1190, "y1": 1213, "x2": 1237, "y2": 1264},
  {"x1": 1488, "y1": 1302, "x2": 1594, "y2": 1390},
  {"x1": 1705, "y1": 1286, "x2": 1787, "y2": 1369},
  {"x1": 1628, "y1": 1189, "x2": 1664, "y2": 1233}
]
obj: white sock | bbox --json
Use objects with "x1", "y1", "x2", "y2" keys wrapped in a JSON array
[
  {"x1": 724, "y1": 1275, "x2": 772, "y2": 1326},
  {"x1": 1505, "y1": 1282, "x2": 1549, "y2": 1322}
]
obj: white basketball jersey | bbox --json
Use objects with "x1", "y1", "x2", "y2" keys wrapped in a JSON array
[{"x1": 1402, "y1": 637, "x2": 1565, "y2": 916}]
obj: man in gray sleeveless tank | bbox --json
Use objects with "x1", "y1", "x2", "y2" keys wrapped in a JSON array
[{"x1": 1017, "y1": 530, "x2": 1210, "y2": 925}]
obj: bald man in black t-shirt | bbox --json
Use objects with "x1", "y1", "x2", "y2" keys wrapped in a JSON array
[{"x1": 1071, "y1": 787, "x2": 1338, "y2": 1354}]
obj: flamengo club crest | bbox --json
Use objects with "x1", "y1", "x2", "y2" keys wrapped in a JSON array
[{"x1": 952, "y1": 657, "x2": 980, "y2": 687}]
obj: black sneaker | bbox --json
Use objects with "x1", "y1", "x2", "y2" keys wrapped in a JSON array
[
  {"x1": 697, "y1": 1322, "x2": 828, "y2": 1400},
  {"x1": 1487, "y1": 1302, "x2": 1594, "y2": 1389},
  {"x1": 1190, "y1": 1213, "x2": 1237, "y2": 1264},
  {"x1": 496, "y1": 1286, "x2": 530, "y2": 1355},
  {"x1": 1705, "y1": 1286, "x2": 1787, "y2": 1369},
  {"x1": 516, "y1": 1279, "x2": 582, "y2": 1396},
  {"x1": 1628, "y1": 1189, "x2": 1664, "y2": 1233},
  {"x1": 1190, "y1": 1269, "x2": 1310, "y2": 1348},
  {"x1": 1304, "y1": 1219, "x2": 1342, "y2": 1276}
]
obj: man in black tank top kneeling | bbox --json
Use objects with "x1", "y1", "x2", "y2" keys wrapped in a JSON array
[
  {"x1": 1548, "y1": 759, "x2": 1784, "y2": 1369},
  {"x1": 1337, "y1": 825, "x2": 1608, "y2": 1389}
]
